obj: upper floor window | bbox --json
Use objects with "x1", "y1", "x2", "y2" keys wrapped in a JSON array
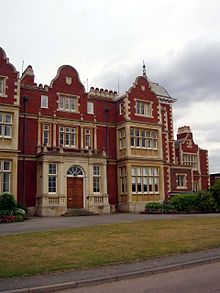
[
  {"x1": 87, "y1": 102, "x2": 94, "y2": 114},
  {"x1": 119, "y1": 128, "x2": 126, "y2": 149},
  {"x1": 48, "y1": 163, "x2": 57, "y2": 193},
  {"x1": 182, "y1": 154, "x2": 197, "y2": 169},
  {"x1": 59, "y1": 95, "x2": 77, "y2": 112},
  {"x1": 136, "y1": 100, "x2": 152, "y2": 117},
  {"x1": 0, "y1": 112, "x2": 12, "y2": 139},
  {"x1": 130, "y1": 128, "x2": 158, "y2": 150},
  {"x1": 85, "y1": 128, "x2": 91, "y2": 148},
  {"x1": 0, "y1": 77, "x2": 6, "y2": 96},
  {"x1": 60, "y1": 126, "x2": 77, "y2": 147},
  {"x1": 41, "y1": 95, "x2": 48, "y2": 108},
  {"x1": 119, "y1": 103, "x2": 123, "y2": 115},
  {"x1": 43, "y1": 124, "x2": 50, "y2": 145},
  {"x1": 0, "y1": 160, "x2": 11, "y2": 193}
]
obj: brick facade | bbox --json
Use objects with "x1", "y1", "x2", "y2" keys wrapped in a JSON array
[{"x1": 0, "y1": 47, "x2": 210, "y2": 215}]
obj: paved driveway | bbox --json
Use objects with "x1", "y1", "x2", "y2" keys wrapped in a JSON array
[{"x1": 1, "y1": 213, "x2": 220, "y2": 235}]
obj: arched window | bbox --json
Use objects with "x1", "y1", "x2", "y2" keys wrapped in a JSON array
[{"x1": 67, "y1": 166, "x2": 83, "y2": 177}]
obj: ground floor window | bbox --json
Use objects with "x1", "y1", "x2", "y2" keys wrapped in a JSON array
[
  {"x1": 177, "y1": 174, "x2": 186, "y2": 188},
  {"x1": 93, "y1": 165, "x2": 100, "y2": 193},
  {"x1": 0, "y1": 160, "x2": 11, "y2": 192},
  {"x1": 132, "y1": 167, "x2": 159, "y2": 194},
  {"x1": 120, "y1": 167, "x2": 127, "y2": 193},
  {"x1": 48, "y1": 163, "x2": 57, "y2": 193}
]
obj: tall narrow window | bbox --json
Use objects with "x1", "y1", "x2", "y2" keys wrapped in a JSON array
[
  {"x1": 119, "y1": 128, "x2": 126, "y2": 149},
  {"x1": 120, "y1": 167, "x2": 127, "y2": 193},
  {"x1": 119, "y1": 103, "x2": 123, "y2": 115},
  {"x1": 0, "y1": 77, "x2": 6, "y2": 96},
  {"x1": 85, "y1": 129, "x2": 91, "y2": 148},
  {"x1": 93, "y1": 165, "x2": 100, "y2": 193},
  {"x1": 0, "y1": 112, "x2": 12, "y2": 138},
  {"x1": 0, "y1": 160, "x2": 11, "y2": 193},
  {"x1": 48, "y1": 163, "x2": 57, "y2": 193},
  {"x1": 87, "y1": 102, "x2": 94, "y2": 114},
  {"x1": 43, "y1": 124, "x2": 50, "y2": 145},
  {"x1": 41, "y1": 95, "x2": 48, "y2": 108}
]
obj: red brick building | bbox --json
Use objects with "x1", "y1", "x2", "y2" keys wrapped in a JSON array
[{"x1": 0, "y1": 47, "x2": 210, "y2": 215}]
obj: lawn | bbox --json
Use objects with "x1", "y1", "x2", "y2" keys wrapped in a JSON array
[{"x1": 1, "y1": 216, "x2": 220, "y2": 278}]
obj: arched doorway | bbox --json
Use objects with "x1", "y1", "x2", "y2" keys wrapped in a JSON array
[{"x1": 67, "y1": 166, "x2": 84, "y2": 209}]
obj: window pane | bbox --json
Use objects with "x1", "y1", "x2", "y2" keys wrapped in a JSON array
[
  {"x1": 3, "y1": 161, "x2": 10, "y2": 171},
  {"x1": 48, "y1": 176, "x2": 56, "y2": 192},
  {"x1": 4, "y1": 125, "x2": 11, "y2": 137},
  {"x1": 3, "y1": 173, "x2": 10, "y2": 192},
  {"x1": 70, "y1": 98, "x2": 75, "y2": 111}
]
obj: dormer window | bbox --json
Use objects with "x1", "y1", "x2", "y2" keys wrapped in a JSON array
[
  {"x1": 136, "y1": 100, "x2": 152, "y2": 117},
  {"x1": 58, "y1": 95, "x2": 78, "y2": 112},
  {"x1": 41, "y1": 95, "x2": 48, "y2": 108},
  {"x1": 87, "y1": 101, "x2": 94, "y2": 114},
  {"x1": 0, "y1": 76, "x2": 6, "y2": 96},
  {"x1": 119, "y1": 103, "x2": 123, "y2": 115}
]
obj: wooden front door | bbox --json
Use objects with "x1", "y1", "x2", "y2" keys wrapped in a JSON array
[{"x1": 67, "y1": 177, "x2": 83, "y2": 208}]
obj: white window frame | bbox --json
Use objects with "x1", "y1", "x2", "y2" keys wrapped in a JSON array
[
  {"x1": 43, "y1": 124, "x2": 50, "y2": 145},
  {"x1": 131, "y1": 167, "x2": 159, "y2": 194},
  {"x1": 0, "y1": 160, "x2": 11, "y2": 193},
  {"x1": 58, "y1": 95, "x2": 78, "y2": 112},
  {"x1": 87, "y1": 101, "x2": 94, "y2": 114},
  {"x1": 0, "y1": 76, "x2": 6, "y2": 96},
  {"x1": 41, "y1": 95, "x2": 48, "y2": 108},
  {"x1": 119, "y1": 102, "x2": 123, "y2": 115},
  {"x1": 135, "y1": 100, "x2": 152, "y2": 117},
  {"x1": 130, "y1": 128, "x2": 158, "y2": 150},
  {"x1": 85, "y1": 128, "x2": 91, "y2": 148},
  {"x1": 176, "y1": 174, "x2": 187, "y2": 188},
  {"x1": 119, "y1": 128, "x2": 126, "y2": 149},
  {"x1": 182, "y1": 154, "x2": 198, "y2": 169},
  {"x1": 93, "y1": 165, "x2": 100, "y2": 193},
  {"x1": 48, "y1": 163, "x2": 57, "y2": 193},
  {"x1": 59, "y1": 126, "x2": 77, "y2": 147},
  {"x1": 0, "y1": 112, "x2": 12, "y2": 139}
]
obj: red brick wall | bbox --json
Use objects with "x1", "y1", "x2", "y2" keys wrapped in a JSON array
[
  {"x1": 0, "y1": 48, "x2": 18, "y2": 104},
  {"x1": 17, "y1": 160, "x2": 37, "y2": 207},
  {"x1": 170, "y1": 167, "x2": 192, "y2": 193}
]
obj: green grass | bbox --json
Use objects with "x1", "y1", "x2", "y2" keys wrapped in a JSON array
[{"x1": 1, "y1": 216, "x2": 220, "y2": 278}]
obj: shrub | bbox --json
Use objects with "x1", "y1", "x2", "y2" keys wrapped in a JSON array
[
  {"x1": 0, "y1": 193, "x2": 17, "y2": 211},
  {"x1": 145, "y1": 202, "x2": 163, "y2": 213},
  {"x1": 169, "y1": 193, "x2": 200, "y2": 213},
  {"x1": 197, "y1": 190, "x2": 217, "y2": 213},
  {"x1": 210, "y1": 181, "x2": 220, "y2": 210}
]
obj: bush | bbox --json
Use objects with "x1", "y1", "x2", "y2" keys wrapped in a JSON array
[
  {"x1": 169, "y1": 193, "x2": 200, "y2": 213},
  {"x1": 145, "y1": 202, "x2": 163, "y2": 213},
  {"x1": 197, "y1": 190, "x2": 217, "y2": 213},
  {"x1": 0, "y1": 193, "x2": 17, "y2": 211},
  {"x1": 210, "y1": 181, "x2": 220, "y2": 211}
]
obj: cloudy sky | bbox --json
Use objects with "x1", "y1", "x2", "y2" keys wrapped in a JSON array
[{"x1": 1, "y1": 0, "x2": 220, "y2": 173}]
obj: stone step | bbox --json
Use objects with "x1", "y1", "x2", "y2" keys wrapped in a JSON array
[{"x1": 63, "y1": 209, "x2": 98, "y2": 217}]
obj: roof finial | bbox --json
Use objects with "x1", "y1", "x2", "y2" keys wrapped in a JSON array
[{"x1": 143, "y1": 60, "x2": 146, "y2": 77}]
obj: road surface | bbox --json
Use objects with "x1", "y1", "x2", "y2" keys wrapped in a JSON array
[{"x1": 58, "y1": 262, "x2": 220, "y2": 293}]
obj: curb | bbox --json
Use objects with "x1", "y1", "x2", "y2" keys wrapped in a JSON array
[{"x1": 2, "y1": 256, "x2": 220, "y2": 293}]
